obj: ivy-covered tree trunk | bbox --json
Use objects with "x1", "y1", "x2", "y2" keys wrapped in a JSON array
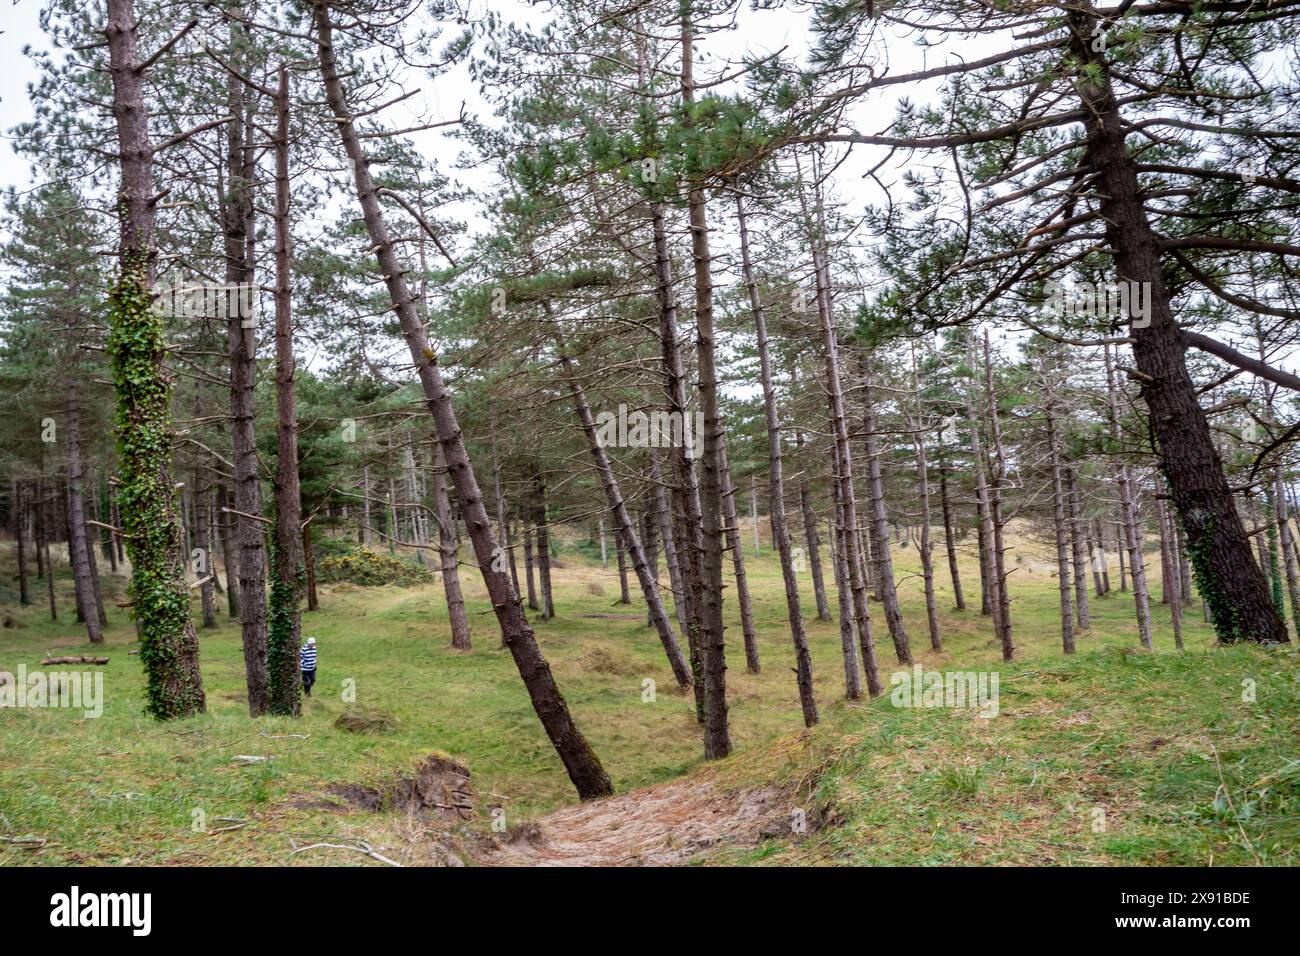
[
  {"x1": 1069, "y1": 7, "x2": 1287, "y2": 644},
  {"x1": 313, "y1": 0, "x2": 611, "y2": 799},
  {"x1": 267, "y1": 64, "x2": 303, "y2": 717},
  {"x1": 105, "y1": 0, "x2": 204, "y2": 719}
]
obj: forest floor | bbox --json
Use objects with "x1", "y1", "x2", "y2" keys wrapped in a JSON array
[{"x1": 1, "y1": 529, "x2": 1297, "y2": 866}]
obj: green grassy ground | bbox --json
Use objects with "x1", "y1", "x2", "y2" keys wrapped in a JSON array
[{"x1": 1, "y1": 532, "x2": 1295, "y2": 866}]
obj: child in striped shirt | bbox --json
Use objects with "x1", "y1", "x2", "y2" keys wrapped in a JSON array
[{"x1": 300, "y1": 637, "x2": 317, "y2": 698}]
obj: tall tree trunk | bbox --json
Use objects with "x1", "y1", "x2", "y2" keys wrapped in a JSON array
[
  {"x1": 862, "y1": 372, "x2": 912, "y2": 663},
  {"x1": 679, "y1": 14, "x2": 731, "y2": 759},
  {"x1": 1157, "y1": 498, "x2": 1185, "y2": 650},
  {"x1": 434, "y1": 443, "x2": 472, "y2": 650},
  {"x1": 1104, "y1": 344, "x2": 1153, "y2": 650},
  {"x1": 936, "y1": 446, "x2": 966, "y2": 612},
  {"x1": 1065, "y1": 465, "x2": 1092, "y2": 629},
  {"x1": 218, "y1": 483, "x2": 239, "y2": 617},
  {"x1": 303, "y1": 522, "x2": 318, "y2": 612},
  {"x1": 313, "y1": 0, "x2": 611, "y2": 799},
  {"x1": 614, "y1": 525, "x2": 631, "y2": 605},
  {"x1": 65, "y1": 387, "x2": 103, "y2": 644},
  {"x1": 910, "y1": 374, "x2": 942, "y2": 652},
  {"x1": 268, "y1": 63, "x2": 304, "y2": 717},
  {"x1": 522, "y1": 521, "x2": 538, "y2": 611},
  {"x1": 718, "y1": 438, "x2": 759, "y2": 674},
  {"x1": 980, "y1": 332, "x2": 1014, "y2": 661},
  {"x1": 104, "y1": 0, "x2": 204, "y2": 717},
  {"x1": 803, "y1": 164, "x2": 881, "y2": 698},
  {"x1": 1070, "y1": 7, "x2": 1286, "y2": 643},
  {"x1": 651, "y1": 203, "x2": 706, "y2": 722},
  {"x1": 531, "y1": 468, "x2": 555, "y2": 620},
  {"x1": 829, "y1": 480, "x2": 863, "y2": 700},
  {"x1": 14, "y1": 480, "x2": 31, "y2": 606},
  {"x1": 1046, "y1": 406, "x2": 1075, "y2": 654},
  {"x1": 36, "y1": 479, "x2": 56, "y2": 621},
  {"x1": 223, "y1": 57, "x2": 270, "y2": 715},
  {"x1": 653, "y1": 451, "x2": 689, "y2": 635},
  {"x1": 1274, "y1": 469, "x2": 1300, "y2": 633},
  {"x1": 736, "y1": 189, "x2": 816, "y2": 719},
  {"x1": 794, "y1": 423, "x2": 833, "y2": 621},
  {"x1": 194, "y1": 469, "x2": 217, "y2": 629}
]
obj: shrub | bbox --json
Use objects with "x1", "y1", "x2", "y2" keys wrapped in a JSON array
[{"x1": 316, "y1": 547, "x2": 436, "y2": 587}]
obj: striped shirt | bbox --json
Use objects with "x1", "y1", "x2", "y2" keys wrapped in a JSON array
[{"x1": 300, "y1": 643, "x2": 317, "y2": 671}]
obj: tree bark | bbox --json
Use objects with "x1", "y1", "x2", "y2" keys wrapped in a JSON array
[
  {"x1": 936, "y1": 445, "x2": 966, "y2": 612},
  {"x1": 104, "y1": 0, "x2": 204, "y2": 717},
  {"x1": 194, "y1": 469, "x2": 217, "y2": 629},
  {"x1": 557, "y1": 347, "x2": 692, "y2": 688},
  {"x1": 736, "y1": 189, "x2": 816, "y2": 719},
  {"x1": 268, "y1": 62, "x2": 305, "y2": 717},
  {"x1": 861, "y1": 372, "x2": 912, "y2": 663},
  {"x1": 313, "y1": 0, "x2": 611, "y2": 799},
  {"x1": 433, "y1": 443, "x2": 471, "y2": 650},
  {"x1": 1104, "y1": 344, "x2": 1153, "y2": 649},
  {"x1": 222, "y1": 55, "x2": 269, "y2": 715},
  {"x1": 66, "y1": 387, "x2": 103, "y2": 644},
  {"x1": 531, "y1": 468, "x2": 555, "y2": 620},
  {"x1": 718, "y1": 438, "x2": 759, "y2": 674},
  {"x1": 1046, "y1": 406, "x2": 1075, "y2": 654},
  {"x1": 1070, "y1": 7, "x2": 1287, "y2": 643},
  {"x1": 679, "y1": 14, "x2": 731, "y2": 759},
  {"x1": 1065, "y1": 464, "x2": 1092, "y2": 629}
]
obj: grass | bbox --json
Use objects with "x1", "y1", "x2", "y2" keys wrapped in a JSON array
[{"x1": 1, "y1": 528, "x2": 1296, "y2": 866}]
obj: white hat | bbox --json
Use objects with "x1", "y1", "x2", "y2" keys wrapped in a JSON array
[{"x1": 307, "y1": 637, "x2": 316, "y2": 645}]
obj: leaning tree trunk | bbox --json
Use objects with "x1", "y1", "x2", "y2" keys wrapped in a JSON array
[
  {"x1": 794, "y1": 423, "x2": 833, "y2": 621},
  {"x1": 268, "y1": 63, "x2": 304, "y2": 717},
  {"x1": 104, "y1": 0, "x2": 204, "y2": 718},
  {"x1": 736, "y1": 190, "x2": 816, "y2": 721},
  {"x1": 805, "y1": 183, "x2": 881, "y2": 697},
  {"x1": 1070, "y1": 7, "x2": 1287, "y2": 643},
  {"x1": 66, "y1": 382, "x2": 103, "y2": 644},
  {"x1": 557, "y1": 346, "x2": 692, "y2": 688},
  {"x1": 313, "y1": 0, "x2": 611, "y2": 798}
]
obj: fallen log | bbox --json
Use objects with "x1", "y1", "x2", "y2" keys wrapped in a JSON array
[{"x1": 40, "y1": 656, "x2": 110, "y2": 666}]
